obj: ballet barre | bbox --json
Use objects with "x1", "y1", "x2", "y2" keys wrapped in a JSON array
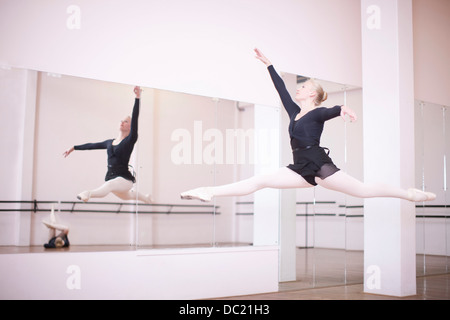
[
  {"x1": 233, "y1": 201, "x2": 449, "y2": 218},
  {"x1": 235, "y1": 201, "x2": 338, "y2": 216},
  {"x1": 0, "y1": 200, "x2": 221, "y2": 215}
]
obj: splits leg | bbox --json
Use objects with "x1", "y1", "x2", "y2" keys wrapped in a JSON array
[
  {"x1": 181, "y1": 167, "x2": 313, "y2": 202},
  {"x1": 42, "y1": 204, "x2": 69, "y2": 232},
  {"x1": 316, "y1": 170, "x2": 435, "y2": 202},
  {"x1": 77, "y1": 177, "x2": 133, "y2": 202},
  {"x1": 113, "y1": 188, "x2": 153, "y2": 203}
]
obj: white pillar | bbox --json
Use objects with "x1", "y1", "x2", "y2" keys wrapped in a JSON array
[
  {"x1": 278, "y1": 72, "x2": 298, "y2": 282},
  {"x1": 253, "y1": 105, "x2": 280, "y2": 246},
  {"x1": 361, "y1": 0, "x2": 416, "y2": 296},
  {"x1": 2, "y1": 69, "x2": 39, "y2": 246}
]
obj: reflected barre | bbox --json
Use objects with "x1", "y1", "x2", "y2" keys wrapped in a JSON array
[
  {"x1": 235, "y1": 201, "x2": 338, "y2": 216},
  {"x1": 0, "y1": 200, "x2": 220, "y2": 215},
  {"x1": 234, "y1": 201, "x2": 449, "y2": 219}
]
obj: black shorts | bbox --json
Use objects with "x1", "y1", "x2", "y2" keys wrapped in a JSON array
[{"x1": 287, "y1": 145, "x2": 340, "y2": 186}]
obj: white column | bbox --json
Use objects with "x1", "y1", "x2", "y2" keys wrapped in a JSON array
[
  {"x1": 278, "y1": 72, "x2": 297, "y2": 282},
  {"x1": 134, "y1": 88, "x2": 155, "y2": 247},
  {"x1": 361, "y1": 0, "x2": 416, "y2": 296},
  {"x1": 253, "y1": 105, "x2": 280, "y2": 246},
  {"x1": 6, "y1": 69, "x2": 38, "y2": 246}
]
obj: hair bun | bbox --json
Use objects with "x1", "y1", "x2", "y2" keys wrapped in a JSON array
[{"x1": 322, "y1": 91, "x2": 328, "y2": 102}]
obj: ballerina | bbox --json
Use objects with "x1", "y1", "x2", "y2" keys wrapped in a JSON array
[
  {"x1": 63, "y1": 86, "x2": 152, "y2": 203},
  {"x1": 180, "y1": 48, "x2": 435, "y2": 203},
  {"x1": 42, "y1": 204, "x2": 70, "y2": 249}
]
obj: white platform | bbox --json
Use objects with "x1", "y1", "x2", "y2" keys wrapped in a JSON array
[{"x1": 0, "y1": 245, "x2": 279, "y2": 300}]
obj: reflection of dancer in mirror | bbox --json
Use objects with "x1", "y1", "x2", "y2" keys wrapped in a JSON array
[
  {"x1": 181, "y1": 48, "x2": 436, "y2": 203},
  {"x1": 42, "y1": 205, "x2": 70, "y2": 249},
  {"x1": 63, "y1": 86, "x2": 152, "y2": 203}
]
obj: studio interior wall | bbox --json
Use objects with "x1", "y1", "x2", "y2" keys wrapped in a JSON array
[
  {"x1": 0, "y1": 0, "x2": 448, "y2": 253},
  {"x1": 0, "y1": 0, "x2": 363, "y2": 106}
]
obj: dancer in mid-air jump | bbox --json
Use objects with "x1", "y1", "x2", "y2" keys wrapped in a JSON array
[
  {"x1": 181, "y1": 48, "x2": 436, "y2": 203},
  {"x1": 63, "y1": 86, "x2": 152, "y2": 203}
]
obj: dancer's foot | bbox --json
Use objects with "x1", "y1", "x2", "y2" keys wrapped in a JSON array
[
  {"x1": 180, "y1": 187, "x2": 213, "y2": 202},
  {"x1": 144, "y1": 194, "x2": 154, "y2": 204},
  {"x1": 77, "y1": 191, "x2": 90, "y2": 202},
  {"x1": 407, "y1": 188, "x2": 436, "y2": 202}
]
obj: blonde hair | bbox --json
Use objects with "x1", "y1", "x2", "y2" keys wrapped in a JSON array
[
  {"x1": 54, "y1": 237, "x2": 65, "y2": 248},
  {"x1": 308, "y1": 79, "x2": 328, "y2": 106}
]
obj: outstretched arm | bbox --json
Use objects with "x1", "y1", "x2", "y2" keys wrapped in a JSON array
[
  {"x1": 317, "y1": 105, "x2": 357, "y2": 123},
  {"x1": 129, "y1": 86, "x2": 141, "y2": 143},
  {"x1": 254, "y1": 48, "x2": 300, "y2": 118},
  {"x1": 63, "y1": 140, "x2": 110, "y2": 158}
]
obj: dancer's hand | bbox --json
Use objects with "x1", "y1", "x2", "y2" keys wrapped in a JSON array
[
  {"x1": 63, "y1": 146, "x2": 74, "y2": 158},
  {"x1": 134, "y1": 86, "x2": 142, "y2": 99},
  {"x1": 254, "y1": 48, "x2": 272, "y2": 66},
  {"x1": 340, "y1": 105, "x2": 357, "y2": 122}
]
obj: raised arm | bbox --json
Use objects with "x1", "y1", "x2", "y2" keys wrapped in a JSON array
[
  {"x1": 254, "y1": 48, "x2": 300, "y2": 118},
  {"x1": 129, "y1": 86, "x2": 141, "y2": 143}
]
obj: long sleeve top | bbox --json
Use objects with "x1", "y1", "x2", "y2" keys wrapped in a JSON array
[
  {"x1": 74, "y1": 98, "x2": 140, "y2": 181},
  {"x1": 267, "y1": 65, "x2": 341, "y2": 149}
]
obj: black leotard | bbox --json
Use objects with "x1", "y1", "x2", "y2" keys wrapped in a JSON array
[
  {"x1": 267, "y1": 65, "x2": 341, "y2": 185},
  {"x1": 44, "y1": 234, "x2": 70, "y2": 248},
  {"x1": 74, "y1": 98, "x2": 140, "y2": 183}
]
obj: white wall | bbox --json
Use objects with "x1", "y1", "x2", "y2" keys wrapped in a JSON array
[
  {"x1": 0, "y1": 68, "x2": 31, "y2": 245},
  {"x1": 0, "y1": 0, "x2": 362, "y2": 106},
  {"x1": 1, "y1": 0, "x2": 447, "y2": 106},
  {"x1": 413, "y1": 0, "x2": 450, "y2": 106}
]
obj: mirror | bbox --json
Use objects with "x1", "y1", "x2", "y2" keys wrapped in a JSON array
[
  {"x1": 415, "y1": 100, "x2": 449, "y2": 276},
  {"x1": 279, "y1": 73, "x2": 450, "y2": 291},
  {"x1": 0, "y1": 67, "x2": 261, "y2": 253},
  {"x1": 135, "y1": 88, "x2": 257, "y2": 249},
  {"x1": 135, "y1": 87, "x2": 218, "y2": 249}
]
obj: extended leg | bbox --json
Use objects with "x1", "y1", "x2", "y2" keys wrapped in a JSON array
[
  {"x1": 77, "y1": 177, "x2": 134, "y2": 202},
  {"x1": 42, "y1": 204, "x2": 69, "y2": 232},
  {"x1": 181, "y1": 167, "x2": 313, "y2": 202},
  {"x1": 42, "y1": 220, "x2": 69, "y2": 232},
  {"x1": 316, "y1": 170, "x2": 435, "y2": 202},
  {"x1": 113, "y1": 188, "x2": 153, "y2": 203}
]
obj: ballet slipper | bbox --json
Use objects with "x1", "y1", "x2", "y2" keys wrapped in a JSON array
[
  {"x1": 77, "y1": 191, "x2": 91, "y2": 202},
  {"x1": 180, "y1": 187, "x2": 213, "y2": 202},
  {"x1": 144, "y1": 194, "x2": 154, "y2": 204},
  {"x1": 407, "y1": 188, "x2": 436, "y2": 202}
]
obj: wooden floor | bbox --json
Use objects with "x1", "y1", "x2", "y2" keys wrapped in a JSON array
[
  {"x1": 218, "y1": 273, "x2": 450, "y2": 300},
  {"x1": 220, "y1": 248, "x2": 450, "y2": 300}
]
